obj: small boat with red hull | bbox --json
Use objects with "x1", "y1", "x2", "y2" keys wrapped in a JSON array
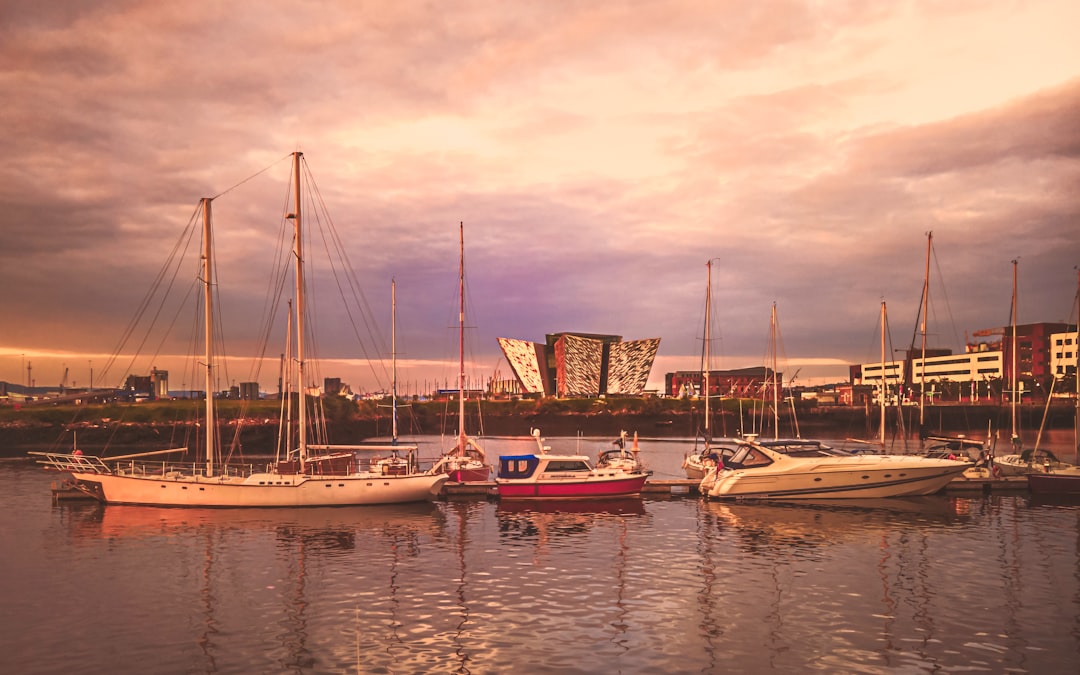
[
  {"x1": 495, "y1": 429, "x2": 650, "y2": 500},
  {"x1": 1027, "y1": 469, "x2": 1080, "y2": 496}
]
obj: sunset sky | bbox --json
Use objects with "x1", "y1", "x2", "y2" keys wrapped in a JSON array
[{"x1": 2, "y1": 1, "x2": 1078, "y2": 396}]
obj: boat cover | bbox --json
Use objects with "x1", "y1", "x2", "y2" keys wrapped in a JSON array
[{"x1": 498, "y1": 455, "x2": 540, "y2": 479}]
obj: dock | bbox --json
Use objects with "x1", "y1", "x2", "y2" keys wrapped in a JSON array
[{"x1": 439, "y1": 476, "x2": 1032, "y2": 499}]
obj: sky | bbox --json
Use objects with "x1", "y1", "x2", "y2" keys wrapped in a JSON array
[{"x1": 2, "y1": 0, "x2": 1079, "y2": 396}]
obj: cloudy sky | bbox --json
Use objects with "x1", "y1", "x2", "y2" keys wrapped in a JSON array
[{"x1": 2, "y1": 0, "x2": 1078, "y2": 396}]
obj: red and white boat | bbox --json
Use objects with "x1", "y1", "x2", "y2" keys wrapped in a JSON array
[{"x1": 495, "y1": 429, "x2": 650, "y2": 500}]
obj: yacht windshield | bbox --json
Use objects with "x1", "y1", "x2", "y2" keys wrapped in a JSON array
[
  {"x1": 725, "y1": 444, "x2": 774, "y2": 469},
  {"x1": 761, "y1": 440, "x2": 850, "y2": 457}
]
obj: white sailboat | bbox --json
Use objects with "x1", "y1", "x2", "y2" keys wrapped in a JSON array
[
  {"x1": 994, "y1": 259, "x2": 1069, "y2": 476},
  {"x1": 33, "y1": 152, "x2": 448, "y2": 506},
  {"x1": 430, "y1": 222, "x2": 492, "y2": 483},
  {"x1": 683, "y1": 260, "x2": 739, "y2": 479}
]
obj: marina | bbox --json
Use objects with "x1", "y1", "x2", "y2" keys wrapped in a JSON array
[
  {"x1": 4, "y1": 439, "x2": 1080, "y2": 674},
  {"x1": 4, "y1": 5, "x2": 1078, "y2": 672}
]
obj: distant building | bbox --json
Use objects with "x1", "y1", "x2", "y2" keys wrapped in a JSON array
[
  {"x1": 151, "y1": 368, "x2": 168, "y2": 399},
  {"x1": 1050, "y1": 330, "x2": 1078, "y2": 377},
  {"x1": 239, "y1": 382, "x2": 260, "y2": 400},
  {"x1": 850, "y1": 321, "x2": 1076, "y2": 402},
  {"x1": 967, "y1": 322, "x2": 1074, "y2": 384},
  {"x1": 498, "y1": 332, "x2": 660, "y2": 397},
  {"x1": 665, "y1": 367, "x2": 781, "y2": 401},
  {"x1": 322, "y1": 377, "x2": 354, "y2": 398}
]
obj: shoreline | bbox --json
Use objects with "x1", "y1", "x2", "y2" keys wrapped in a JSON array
[{"x1": 3, "y1": 401, "x2": 1075, "y2": 457}]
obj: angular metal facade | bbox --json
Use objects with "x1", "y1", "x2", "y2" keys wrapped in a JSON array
[
  {"x1": 556, "y1": 334, "x2": 604, "y2": 397},
  {"x1": 496, "y1": 337, "x2": 547, "y2": 394},
  {"x1": 498, "y1": 332, "x2": 659, "y2": 397},
  {"x1": 607, "y1": 338, "x2": 661, "y2": 395}
]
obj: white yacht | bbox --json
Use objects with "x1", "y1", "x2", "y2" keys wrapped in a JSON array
[{"x1": 700, "y1": 438, "x2": 969, "y2": 499}]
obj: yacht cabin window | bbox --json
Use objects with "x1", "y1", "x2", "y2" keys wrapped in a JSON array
[{"x1": 544, "y1": 460, "x2": 591, "y2": 472}]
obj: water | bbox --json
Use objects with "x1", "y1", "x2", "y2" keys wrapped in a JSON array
[{"x1": 3, "y1": 434, "x2": 1080, "y2": 674}]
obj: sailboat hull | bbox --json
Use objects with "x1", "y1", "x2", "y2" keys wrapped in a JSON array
[
  {"x1": 72, "y1": 471, "x2": 448, "y2": 507},
  {"x1": 446, "y1": 467, "x2": 492, "y2": 483}
]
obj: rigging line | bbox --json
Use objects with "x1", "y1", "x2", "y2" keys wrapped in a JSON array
[
  {"x1": 242, "y1": 167, "x2": 298, "y2": 387},
  {"x1": 304, "y1": 165, "x2": 390, "y2": 390},
  {"x1": 110, "y1": 207, "x2": 204, "y2": 388},
  {"x1": 246, "y1": 253, "x2": 292, "y2": 388},
  {"x1": 907, "y1": 280, "x2": 926, "y2": 351},
  {"x1": 207, "y1": 211, "x2": 234, "y2": 397},
  {"x1": 210, "y1": 152, "x2": 293, "y2": 201},
  {"x1": 149, "y1": 278, "x2": 200, "y2": 384},
  {"x1": 308, "y1": 159, "x2": 391, "y2": 382},
  {"x1": 929, "y1": 243, "x2": 964, "y2": 351},
  {"x1": 244, "y1": 178, "x2": 295, "y2": 385},
  {"x1": 99, "y1": 202, "x2": 202, "y2": 386}
]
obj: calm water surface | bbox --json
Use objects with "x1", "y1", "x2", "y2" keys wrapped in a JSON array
[{"x1": 2, "y1": 433, "x2": 1079, "y2": 674}]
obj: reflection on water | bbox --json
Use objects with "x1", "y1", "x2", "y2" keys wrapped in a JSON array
[
  {"x1": 703, "y1": 497, "x2": 969, "y2": 553},
  {"x1": 3, "y1": 460, "x2": 1080, "y2": 673}
]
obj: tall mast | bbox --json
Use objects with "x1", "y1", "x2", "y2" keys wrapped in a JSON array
[
  {"x1": 391, "y1": 279, "x2": 399, "y2": 444},
  {"x1": 1074, "y1": 268, "x2": 1079, "y2": 458},
  {"x1": 458, "y1": 221, "x2": 466, "y2": 456},
  {"x1": 771, "y1": 302, "x2": 779, "y2": 440},
  {"x1": 703, "y1": 260, "x2": 711, "y2": 443},
  {"x1": 1010, "y1": 259, "x2": 1018, "y2": 443},
  {"x1": 919, "y1": 232, "x2": 931, "y2": 427},
  {"x1": 201, "y1": 197, "x2": 215, "y2": 477},
  {"x1": 880, "y1": 300, "x2": 887, "y2": 445},
  {"x1": 292, "y1": 151, "x2": 307, "y2": 468}
]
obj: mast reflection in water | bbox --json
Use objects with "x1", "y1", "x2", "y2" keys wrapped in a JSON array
[{"x1": 3, "y1": 456, "x2": 1080, "y2": 673}]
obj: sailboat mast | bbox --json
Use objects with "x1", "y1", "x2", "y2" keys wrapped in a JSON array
[
  {"x1": 703, "y1": 260, "x2": 711, "y2": 441},
  {"x1": 919, "y1": 232, "x2": 931, "y2": 427},
  {"x1": 1074, "y1": 268, "x2": 1079, "y2": 458},
  {"x1": 771, "y1": 302, "x2": 779, "y2": 440},
  {"x1": 201, "y1": 197, "x2": 215, "y2": 478},
  {"x1": 880, "y1": 300, "x2": 887, "y2": 445},
  {"x1": 1011, "y1": 259, "x2": 1018, "y2": 442},
  {"x1": 391, "y1": 279, "x2": 399, "y2": 444},
  {"x1": 292, "y1": 151, "x2": 307, "y2": 468},
  {"x1": 458, "y1": 222, "x2": 466, "y2": 456}
]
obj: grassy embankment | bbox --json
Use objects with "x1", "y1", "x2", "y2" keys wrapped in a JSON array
[{"x1": 2, "y1": 395, "x2": 1072, "y2": 455}]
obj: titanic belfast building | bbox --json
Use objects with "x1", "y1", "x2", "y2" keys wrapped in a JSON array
[{"x1": 497, "y1": 332, "x2": 660, "y2": 397}]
